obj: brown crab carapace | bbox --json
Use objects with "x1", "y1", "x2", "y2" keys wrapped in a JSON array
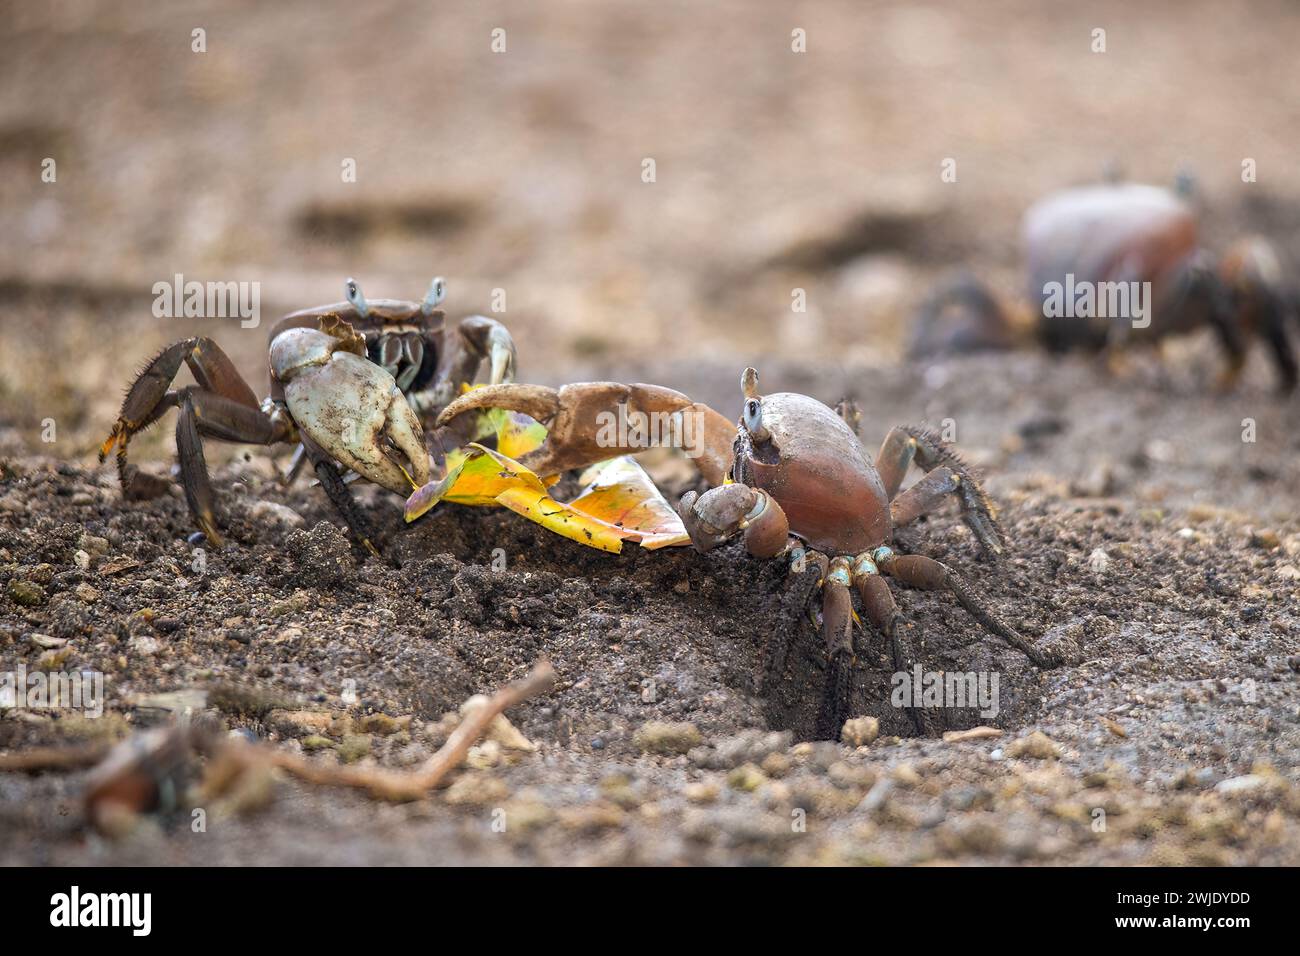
[
  {"x1": 437, "y1": 368, "x2": 1059, "y2": 740},
  {"x1": 99, "y1": 277, "x2": 516, "y2": 552}
]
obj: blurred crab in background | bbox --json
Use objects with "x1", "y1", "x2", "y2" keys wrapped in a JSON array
[
  {"x1": 910, "y1": 179, "x2": 1298, "y2": 392},
  {"x1": 100, "y1": 277, "x2": 516, "y2": 553},
  {"x1": 425, "y1": 369, "x2": 1058, "y2": 739}
]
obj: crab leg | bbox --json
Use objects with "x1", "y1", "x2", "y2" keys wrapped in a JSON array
[
  {"x1": 873, "y1": 427, "x2": 915, "y2": 499},
  {"x1": 175, "y1": 392, "x2": 218, "y2": 544},
  {"x1": 102, "y1": 335, "x2": 290, "y2": 544},
  {"x1": 875, "y1": 426, "x2": 1005, "y2": 558},
  {"x1": 852, "y1": 554, "x2": 901, "y2": 639},
  {"x1": 1240, "y1": 285, "x2": 1299, "y2": 393},
  {"x1": 874, "y1": 549, "x2": 1059, "y2": 666},
  {"x1": 465, "y1": 315, "x2": 518, "y2": 387},
  {"x1": 100, "y1": 337, "x2": 262, "y2": 489},
  {"x1": 1260, "y1": 298, "x2": 1299, "y2": 393},
  {"x1": 436, "y1": 381, "x2": 736, "y2": 485},
  {"x1": 889, "y1": 467, "x2": 962, "y2": 528},
  {"x1": 281, "y1": 442, "x2": 310, "y2": 486},
  {"x1": 1206, "y1": 284, "x2": 1249, "y2": 392},
  {"x1": 815, "y1": 555, "x2": 856, "y2": 740},
  {"x1": 299, "y1": 434, "x2": 380, "y2": 557},
  {"x1": 848, "y1": 552, "x2": 935, "y2": 736},
  {"x1": 762, "y1": 544, "x2": 822, "y2": 688},
  {"x1": 428, "y1": 314, "x2": 518, "y2": 413},
  {"x1": 173, "y1": 388, "x2": 293, "y2": 546},
  {"x1": 186, "y1": 389, "x2": 285, "y2": 444}
]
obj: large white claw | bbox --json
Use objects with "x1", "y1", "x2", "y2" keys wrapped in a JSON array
[{"x1": 276, "y1": 330, "x2": 431, "y2": 495}]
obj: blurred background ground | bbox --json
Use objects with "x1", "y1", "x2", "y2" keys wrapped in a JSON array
[
  {"x1": 1, "y1": 0, "x2": 1298, "y2": 865},
  {"x1": 3, "y1": 0, "x2": 1300, "y2": 452}
]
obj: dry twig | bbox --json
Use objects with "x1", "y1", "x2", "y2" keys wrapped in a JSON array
[
  {"x1": 0, "y1": 742, "x2": 111, "y2": 773},
  {"x1": 236, "y1": 660, "x2": 555, "y2": 801},
  {"x1": 1, "y1": 660, "x2": 555, "y2": 816}
]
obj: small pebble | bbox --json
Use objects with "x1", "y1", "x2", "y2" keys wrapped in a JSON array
[
  {"x1": 444, "y1": 773, "x2": 510, "y2": 806},
  {"x1": 7, "y1": 580, "x2": 45, "y2": 607},
  {"x1": 1215, "y1": 774, "x2": 1266, "y2": 795},
  {"x1": 841, "y1": 716, "x2": 880, "y2": 747},
  {"x1": 250, "y1": 500, "x2": 306, "y2": 528},
  {"x1": 633, "y1": 720, "x2": 702, "y2": 756},
  {"x1": 726, "y1": 763, "x2": 767, "y2": 792},
  {"x1": 858, "y1": 778, "x2": 894, "y2": 813},
  {"x1": 1250, "y1": 529, "x2": 1281, "y2": 550},
  {"x1": 1006, "y1": 731, "x2": 1062, "y2": 760},
  {"x1": 78, "y1": 534, "x2": 110, "y2": 555},
  {"x1": 684, "y1": 781, "x2": 721, "y2": 804}
]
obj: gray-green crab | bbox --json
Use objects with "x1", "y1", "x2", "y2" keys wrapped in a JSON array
[{"x1": 101, "y1": 277, "x2": 516, "y2": 553}]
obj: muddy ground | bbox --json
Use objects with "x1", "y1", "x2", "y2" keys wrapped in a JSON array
[
  {"x1": 2, "y1": 1, "x2": 1299, "y2": 865},
  {"x1": 2, "y1": 349, "x2": 1298, "y2": 865}
]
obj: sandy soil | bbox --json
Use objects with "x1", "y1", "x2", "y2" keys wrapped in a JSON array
[{"x1": 1, "y1": 0, "x2": 1299, "y2": 865}]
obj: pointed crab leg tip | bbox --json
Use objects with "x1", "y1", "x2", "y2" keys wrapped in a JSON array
[
  {"x1": 433, "y1": 408, "x2": 457, "y2": 429},
  {"x1": 489, "y1": 345, "x2": 515, "y2": 386},
  {"x1": 435, "y1": 383, "x2": 557, "y2": 428},
  {"x1": 435, "y1": 389, "x2": 499, "y2": 425}
]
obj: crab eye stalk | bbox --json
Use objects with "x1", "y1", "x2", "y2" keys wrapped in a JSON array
[
  {"x1": 743, "y1": 397, "x2": 770, "y2": 442},
  {"x1": 345, "y1": 277, "x2": 370, "y2": 318},
  {"x1": 421, "y1": 276, "x2": 447, "y2": 315}
]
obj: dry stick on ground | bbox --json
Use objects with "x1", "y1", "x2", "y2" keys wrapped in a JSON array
[
  {"x1": 1, "y1": 661, "x2": 555, "y2": 807},
  {"x1": 0, "y1": 742, "x2": 112, "y2": 773},
  {"x1": 243, "y1": 660, "x2": 556, "y2": 802}
]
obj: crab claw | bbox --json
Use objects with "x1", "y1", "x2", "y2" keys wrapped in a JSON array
[
  {"x1": 678, "y1": 484, "x2": 789, "y2": 557},
  {"x1": 449, "y1": 314, "x2": 517, "y2": 388},
  {"x1": 486, "y1": 324, "x2": 516, "y2": 386},
  {"x1": 272, "y1": 327, "x2": 432, "y2": 495},
  {"x1": 435, "y1": 381, "x2": 736, "y2": 485}
]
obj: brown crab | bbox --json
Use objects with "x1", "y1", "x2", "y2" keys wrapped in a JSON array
[
  {"x1": 438, "y1": 369, "x2": 1057, "y2": 739},
  {"x1": 100, "y1": 277, "x2": 516, "y2": 552},
  {"x1": 911, "y1": 181, "x2": 1298, "y2": 392}
]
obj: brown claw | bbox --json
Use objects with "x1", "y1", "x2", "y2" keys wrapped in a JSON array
[
  {"x1": 679, "y1": 483, "x2": 788, "y2": 557},
  {"x1": 678, "y1": 485, "x2": 754, "y2": 551},
  {"x1": 436, "y1": 381, "x2": 735, "y2": 484},
  {"x1": 436, "y1": 383, "x2": 560, "y2": 430}
]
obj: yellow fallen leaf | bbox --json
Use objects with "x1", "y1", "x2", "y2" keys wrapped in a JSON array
[
  {"x1": 491, "y1": 410, "x2": 548, "y2": 460},
  {"x1": 406, "y1": 443, "x2": 543, "y2": 517},
  {"x1": 495, "y1": 485, "x2": 628, "y2": 553},
  {"x1": 403, "y1": 457, "x2": 467, "y2": 521},
  {"x1": 405, "y1": 449, "x2": 690, "y2": 553},
  {"x1": 569, "y1": 457, "x2": 689, "y2": 550}
]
